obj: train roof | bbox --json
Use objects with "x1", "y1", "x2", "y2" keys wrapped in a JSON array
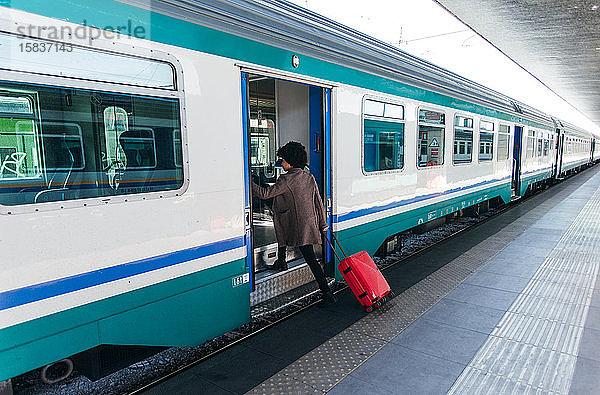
[{"x1": 122, "y1": 0, "x2": 557, "y2": 127}]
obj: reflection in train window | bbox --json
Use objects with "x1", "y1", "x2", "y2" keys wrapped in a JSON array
[
  {"x1": 0, "y1": 82, "x2": 183, "y2": 206},
  {"x1": 537, "y1": 137, "x2": 543, "y2": 156},
  {"x1": 418, "y1": 109, "x2": 445, "y2": 167},
  {"x1": 40, "y1": 122, "x2": 85, "y2": 171},
  {"x1": 527, "y1": 130, "x2": 536, "y2": 158},
  {"x1": 173, "y1": 130, "x2": 182, "y2": 168},
  {"x1": 453, "y1": 116, "x2": 473, "y2": 164},
  {"x1": 0, "y1": 94, "x2": 41, "y2": 180},
  {"x1": 363, "y1": 100, "x2": 404, "y2": 172},
  {"x1": 497, "y1": 124, "x2": 510, "y2": 160},
  {"x1": 479, "y1": 120, "x2": 494, "y2": 161},
  {"x1": 479, "y1": 132, "x2": 493, "y2": 161}
]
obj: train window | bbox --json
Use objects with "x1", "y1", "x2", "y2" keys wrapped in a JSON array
[
  {"x1": 0, "y1": 95, "x2": 41, "y2": 180},
  {"x1": 0, "y1": 82, "x2": 183, "y2": 206},
  {"x1": 363, "y1": 100, "x2": 404, "y2": 172},
  {"x1": 418, "y1": 109, "x2": 445, "y2": 167},
  {"x1": 537, "y1": 136, "x2": 543, "y2": 156},
  {"x1": 479, "y1": 120, "x2": 494, "y2": 161},
  {"x1": 543, "y1": 139, "x2": 550, "y2": 156},
  {"x1": 526, "y1": 130, "x2": 536, "y2": 158},
  {"x1": 364, "y1": 100, "x2": 404, "y2": 120},
  {"x1": 480, "y1": 120, "x2": 494, "y2": 132},
  {"x1": 453, "y1": 116, "x2": 473, "y2": 164},
  {"x1": 497, "y1": 124, "x2": 510, "y2": 160},
  {"x1": 0, "y1": 32, "x2": 175, "y2": 90}
]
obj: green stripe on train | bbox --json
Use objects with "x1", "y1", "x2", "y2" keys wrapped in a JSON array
[
  {"x1": 520, "y1": 171, "x2": 553, "y2": 196},
  {"x1": 0, "y1": 258, "x2": 250, "y2": 381},
  {"x1": 3, "y1": 0, "x2": 551, "y2": 130},
  {"x1": 333, "y1": 182, "x2": 511, "y2": 280}
]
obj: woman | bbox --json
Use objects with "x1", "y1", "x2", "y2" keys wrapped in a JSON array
[{"x1": 252, "y1": 141, "x2": 336, "y2": 304}]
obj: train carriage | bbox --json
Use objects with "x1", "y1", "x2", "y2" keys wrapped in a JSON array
[{"x1": 0, "y1": 0, "x2": 596, "y2": 385}]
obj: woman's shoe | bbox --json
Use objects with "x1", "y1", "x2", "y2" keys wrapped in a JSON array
[{"x1": 318, "y1": 291, "x2": 337, "y2": 306}]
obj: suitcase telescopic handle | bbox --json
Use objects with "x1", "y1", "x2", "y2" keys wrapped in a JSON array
[{"x1": 324, "y1": 230, "x2": 348, "y2": 261}]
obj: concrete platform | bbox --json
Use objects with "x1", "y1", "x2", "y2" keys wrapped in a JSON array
[{"x1": 143, "y1": 165, "x2": 600, "y2": 395}]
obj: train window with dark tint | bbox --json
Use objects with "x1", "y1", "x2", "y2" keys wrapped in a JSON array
[
  {"x1": 543, "y1": 138, "x2": 550, "y2": 156},
  {"x1": 363, "y1": 99, "x2": 404, "y2": 172},
  {"x1": 479, "y1": 120, "x2": 494, "y2": 161},
  {"x1": 497, "y1": 124, "x2": 510, "y2": 160},
  {"x1": 40, "y1": 122, "x2": 85, "y2": 171},
  {"x1": 418, "y1": 109, "x2": 445, "y2": 167},
  {"x1": 0, "y1": 82, "x2": 183, "y2": 206},
  {"x1": 453, "y1": 115, "x2": 473, "y2": 164},
  {"x1": 537, "y1": 135, "x2": 543, "y2": 156}
]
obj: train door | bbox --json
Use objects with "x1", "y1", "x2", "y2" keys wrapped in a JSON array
[
  {"x1": 552, "y1": 128, "x2": 562, "y2": 178},
  {"x1": 511, "y1": 125, "x2": 523, "y2": 197},
  {"x1": 555, "y1": 130, "x2": 564, "y2": 178},
  {"x1": 241, "y1": 72, "x2": 332, "y2": 300}
]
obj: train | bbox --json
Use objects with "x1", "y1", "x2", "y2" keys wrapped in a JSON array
[{"x1": 0, "y1": 0, "x2": 598, "y2": 385}]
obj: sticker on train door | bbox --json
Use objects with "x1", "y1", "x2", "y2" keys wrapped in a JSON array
[{"x1": 232, "y1": 273, "x2": 250, "y2": 288}]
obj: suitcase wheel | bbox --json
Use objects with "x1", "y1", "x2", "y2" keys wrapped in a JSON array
[
  {"x1": 388, "y1": 291, "x2": 396, "y2": 299},
  {"x1": 365, "y1": 306, "x2": 373, "y2": 313}
]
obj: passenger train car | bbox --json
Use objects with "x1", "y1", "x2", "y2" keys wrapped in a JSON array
[{"x1": 0, "y1": 0, "x2": 597, "y2": 384}]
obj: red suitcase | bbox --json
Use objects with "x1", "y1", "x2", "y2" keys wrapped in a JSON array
[{"x1": 327, "y1": 233, "x2": 393, "y2": 312}]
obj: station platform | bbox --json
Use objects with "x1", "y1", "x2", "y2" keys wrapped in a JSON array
[{"x1": 144, "y1": 165, "x2": 600, "y2": 395}]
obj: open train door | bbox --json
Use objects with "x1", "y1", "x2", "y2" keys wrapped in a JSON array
[
  {"x1": 555, "y1": 129, "x2": 565, "y2": 179},
  {"x1": 511, "y1": 125, "x2": 523, "y2": 198},
  {"x1": 240, "y1": 70, "x2": 333, "y2": 300},
  {"x1": 307, "y1": 86, "x2": 334, "y2": 277},
  {"x1": 321, "y1": 88, "x2": 334, "y2": 278},
  {"x1": 552, "y1": 118, "x2": 564, "y2": 179}
]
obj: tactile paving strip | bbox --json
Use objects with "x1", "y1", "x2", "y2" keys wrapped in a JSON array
[
  {"x1": 449, "y1": 177, "x2": 600, "y2": 395},
  {"x1": 246, "y1": 214, "x2": 539, "y2": 393}
]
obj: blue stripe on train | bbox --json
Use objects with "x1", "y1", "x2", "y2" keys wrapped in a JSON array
[
  {"x1": 335, "y1": 175, "x2": 512, "y2": 223},
  {"x1": 0, "y1": 235, "x2": 245, "y2": 311}
]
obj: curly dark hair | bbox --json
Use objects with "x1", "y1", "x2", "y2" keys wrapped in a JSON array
[{"x1": 277, "y1": 141, "x2": 307, "y2": 169}]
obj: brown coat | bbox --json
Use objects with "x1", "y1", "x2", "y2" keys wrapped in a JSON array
[{"x1": 252, "y1": 168, "x2": 327, "y2": 247}]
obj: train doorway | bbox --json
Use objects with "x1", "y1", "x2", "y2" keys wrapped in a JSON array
[
  {"x1": 241, "y1": 72, "x2": 332, "y2": 306},
  {"x1": 555, "y1": 130, "x2": 565, "y2": 178},
  {"x1": 512, "y1": 125, "x2": 523, "y2": 197}
]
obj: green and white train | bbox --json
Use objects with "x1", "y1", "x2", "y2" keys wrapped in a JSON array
[{"x1": 0, "y1": 0, "x2": 596, "y2": 384}]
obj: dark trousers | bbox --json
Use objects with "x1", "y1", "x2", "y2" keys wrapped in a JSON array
[
  {"x1": 278, "y1": 245, "x2": 330, "y2": 294},
  {"x1": 300, "y1": 245, "x2": 331, "y2": 294}
]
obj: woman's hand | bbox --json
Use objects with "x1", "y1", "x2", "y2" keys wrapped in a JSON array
[{"x1": 321, "y1": 226, "x2": 329, "y2": 232}]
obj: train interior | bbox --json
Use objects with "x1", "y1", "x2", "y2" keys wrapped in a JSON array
[{"x1": 246, "y1": 74, "x2": 329, "y2": 305}]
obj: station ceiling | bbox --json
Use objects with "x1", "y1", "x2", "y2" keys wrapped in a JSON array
[{"x1": 435, "y1": 0, "x2": 600, "y2": 129}]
